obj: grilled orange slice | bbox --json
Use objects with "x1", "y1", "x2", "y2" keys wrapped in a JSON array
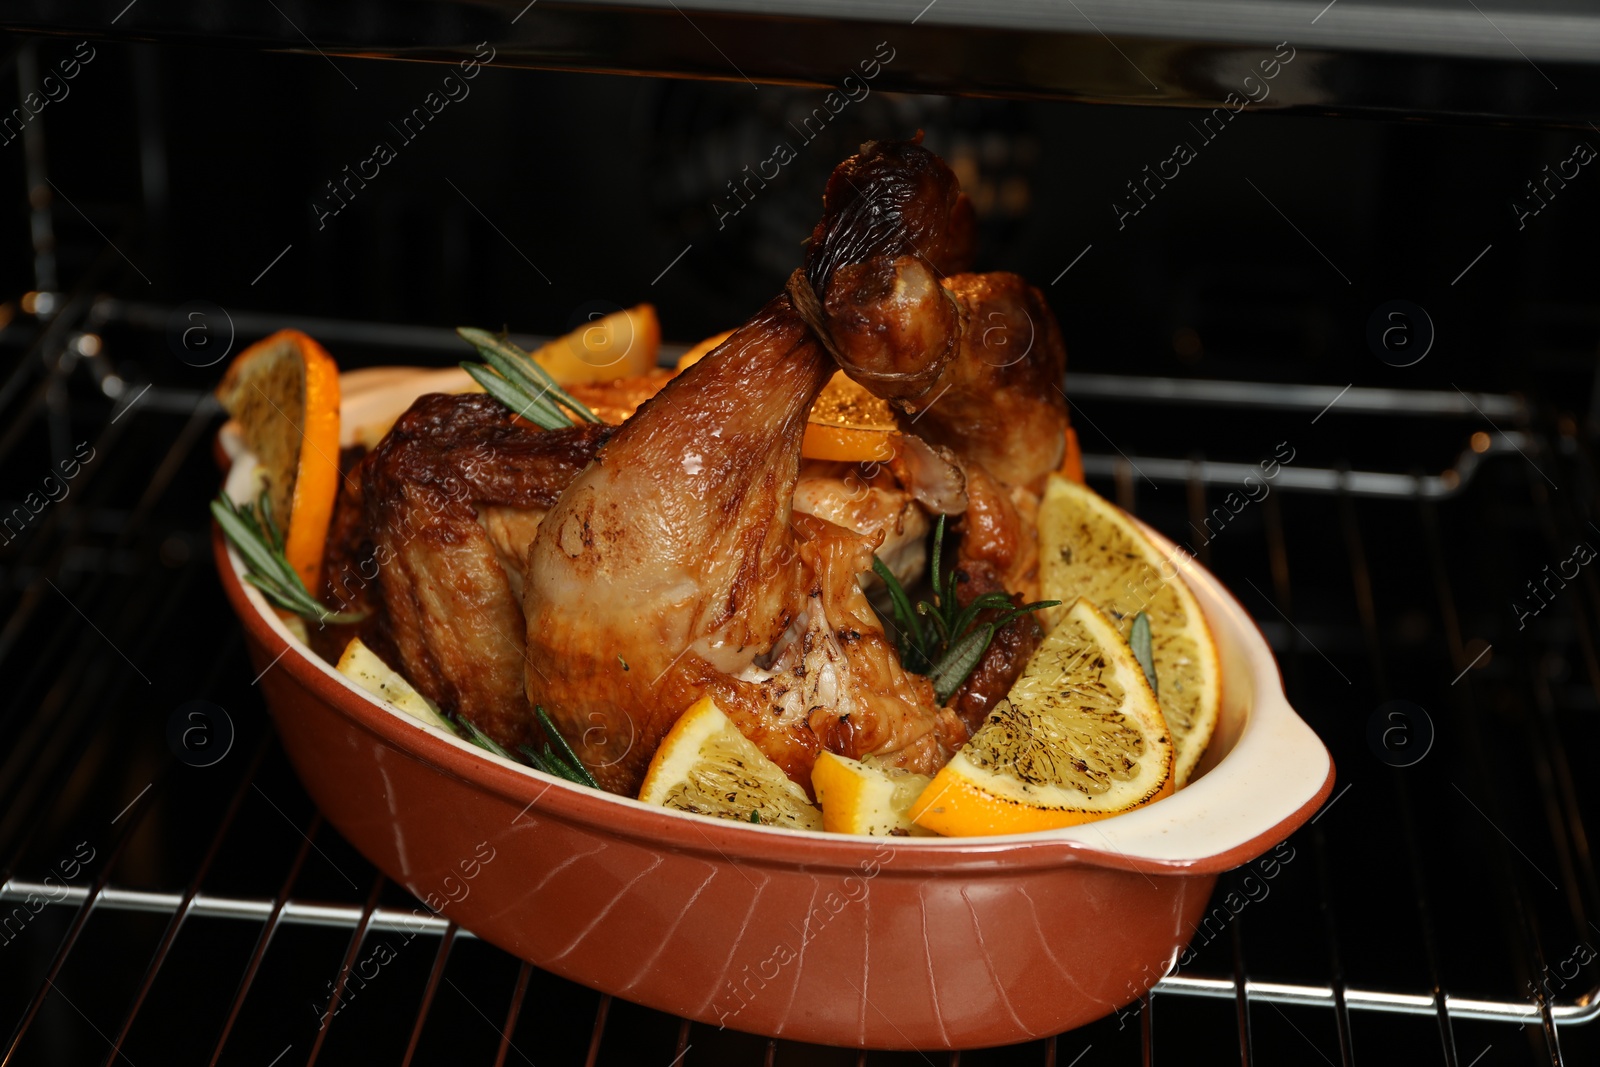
[
  {"x1": 534, "y1": 304, "x2": 659, "y2": 383},
  {"x1": 215, "y1": 329, "x2": 341, "y2": 589},
  {"x1": 802, "y1": 372, "x2": 897, "y2": 463},
  {"x1": 812, "y1": 752, "x2": 934, "y2": 836},
  {"x1": 1036, "y1": 476, "x2": 1221, "y2": 786},
  {"x1": 910, "y1": 598, "x2": 1175, "y2": 836},
  {"x1": 639, "y1": 695, "x2": 823, "y2": 830}
]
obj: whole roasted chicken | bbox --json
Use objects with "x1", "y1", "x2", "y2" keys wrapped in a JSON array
[{"x1": 344, "y1": 136, "x2": 1071, "y2": 796}]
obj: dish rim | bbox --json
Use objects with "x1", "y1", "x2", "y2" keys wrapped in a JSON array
[{"x1": 216, "y1": 432, "x2": 1333, "y2": 878}]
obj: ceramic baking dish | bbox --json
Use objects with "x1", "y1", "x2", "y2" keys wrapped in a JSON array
[{"x1": 213, "y1": 384, "x2": 1333, "y2": 1051}]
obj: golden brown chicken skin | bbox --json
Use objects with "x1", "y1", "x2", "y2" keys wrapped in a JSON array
[
  {"x1": 907, "y1": 273, "x2": 1069, "y2": 489},
  {"x1": 792, "y1": 137, "x2": 974, "y2": 400},
  {"x1": 520, "y1": 296, "x2": 836, "y2": 793},
  {"x1": 518, "y1": 142, "x2": 1000, "y2": 795},
  {"x1": 331, "y1": 138, "x2": 1070, "y2": 795},
  {"x1": 795, "y1": 139, "x2": 1070, "y2": 490},
  {"x1": 357, "y1": 393, "x2": 609, "y2": 749}
]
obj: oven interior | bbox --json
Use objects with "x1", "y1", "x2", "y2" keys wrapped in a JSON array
[{"x1": 2, "y1": 8, "x2": 1600, "y2": 1065}]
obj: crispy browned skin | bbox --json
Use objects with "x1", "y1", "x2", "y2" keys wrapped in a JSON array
[
  {"x1": 907, "y1": 273, "x2": 1069, "y2": 488},
  {"x1": 795, "y1": 138, "x2": 973, "y2": 400},
  {"x1": 520, "y1": 296, "x2": 835, "y2": 792},
  {"x1": 313, "y1": 446, "x2": 382, "y2": 665},
  {"x1": 520, "y1": 142, "x2": 994, "y2": 795},
  {"x1": 947, "y1": 465, "x2": 1044, "y2": 734},
  {"x1": 797, "y1": 140, "x2": 1069, "y2": 489},
  {"x1": 358, "y1": 393, "x2": 609, "y2": 749},
  {"x1": 335, "y1": 139, "x2": 1057, "y2": 787}
]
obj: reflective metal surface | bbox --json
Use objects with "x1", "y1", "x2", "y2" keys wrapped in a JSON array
[{"x1": 5, "y1": 0, "x2": 1600, "y2": 125}]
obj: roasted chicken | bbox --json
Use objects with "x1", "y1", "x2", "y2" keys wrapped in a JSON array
[{"x1": 332, "y1": 136, "x2": 1073, "y2": 796}]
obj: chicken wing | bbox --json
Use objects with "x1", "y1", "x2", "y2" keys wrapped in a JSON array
[{"x1": 905, "y1": 273, "x2": 1069, "y2": 488}]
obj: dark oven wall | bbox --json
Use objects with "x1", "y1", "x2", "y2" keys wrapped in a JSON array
[{"x1": 2, "y1": 38, "x2": 1595, "y2": 404}]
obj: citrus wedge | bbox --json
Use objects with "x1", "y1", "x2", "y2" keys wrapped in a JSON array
[
  {"x1": 337, "y1": 637, "x2": 453, "y2": 731},
  {"x1": 909, "y1": 598, "x2": 1174, "y2": 836},
  {"x1": 678, "y1": 346, "x2": 899, "y2": 463},
  {"x1": 215, "y1": 329, "x2": 341, "y2": 589},
  {"x1": 802, "y1": 371, "x2": 897, "y2": 463},
  {"x1": 1059, "y1": 425, "x2": 1085, "y2": 484},
  {"x1": 1036, "y1": 475, "x2": 1221, "y2": 786},
  {"x1": 639, "y1": 695, "x2": 823, "y2": 830},
  {"x1": 812, "y1": 752, "x2": 934, "y2": 836},
  {"x1": 534, "y1": 304, "x2": 659, "y2": 383}
]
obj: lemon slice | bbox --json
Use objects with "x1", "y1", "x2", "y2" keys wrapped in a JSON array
[
  {"x1": 812, "y1": 752, "x2": 934, "y2": 836},
  {"x1": 1036, "y1": 475, "x2": 1221, "y2": 786},
  {"x1": 909, "y1": 598, "x2": 1174, "y2": 836},
  {"x1": 639, "y1": 696, "x2": 823, "y2": 831},
  {"x1": 337, "y1": 637, "x2": 453, "y2": 731}
]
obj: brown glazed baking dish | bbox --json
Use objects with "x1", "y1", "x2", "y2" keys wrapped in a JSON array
[{"x1": 214, "y1": 428, "x2": 1333, "y2": 1051}]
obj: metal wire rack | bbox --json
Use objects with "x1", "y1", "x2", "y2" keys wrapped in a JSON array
[{"x1": 3, "y1": 276, "x2": 1599, "y2": 1066}]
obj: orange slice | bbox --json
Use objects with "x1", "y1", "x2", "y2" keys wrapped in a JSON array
[
  {"x1": 1036, "y1": 476, "x2": 1221, "y2": 786},
  {"x1": 812, "y1": 752, "x2": 934, "y2": 836},
  {"x1": 534, "y1": 304, "x2": 659, "y2": 383},
  {"x1": 1059, "y1": 425, "x2": 1085, "y2": 483},
  {"x1": 909, "y1": 598, "x2": 1175, "y2": 836},
  {"x1": 639, "y1": 695, "x2": 823, "y2": 830},
  {"x1": 802, "y1": 372, "x2": 897, "y2": 463},
  {"x1": 679, "y1": 340, "x2": 899, "y2": 464},
  {"x1": 215, "y1": 329, "x2": 341, "y2": 589}
]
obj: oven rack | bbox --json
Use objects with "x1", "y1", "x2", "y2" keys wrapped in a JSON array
[{"x1": 2, "y1": 283, "x2": 1599, "y2": 1065}]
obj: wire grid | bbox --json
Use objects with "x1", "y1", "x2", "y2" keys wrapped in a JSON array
[{"x1": 1, "y1": 298, "x2": 1599, "y2": 1065}]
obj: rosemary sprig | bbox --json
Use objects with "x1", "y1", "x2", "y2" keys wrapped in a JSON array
[
  {"x1": 1129, "y1": 611, "x2": 1158, "y2": 696},
  {"x1": 437, "y1": 701, "x2": 606, "y2": 789},
  {"x1": 874, "y1": 516, "x2": 1058, "y2": 703},
  {"x1": 456, "y1": 327, "x2": 601, "y2": 430},
  {"x1": 538, "y1": 705, "x2": 602, "y2": 788},
  {"x1": 458, "y1": 706, "x2": 599, "y2": 789},
  {"x1": 211, "y1": 490, "x2": 365, "y2": 625},
  {"x1": 461, "y1": 717, "x2": 516, "y2": 759},
  {"x1": 514, "y1": 706, "x2": 601, "y2": 789}
]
